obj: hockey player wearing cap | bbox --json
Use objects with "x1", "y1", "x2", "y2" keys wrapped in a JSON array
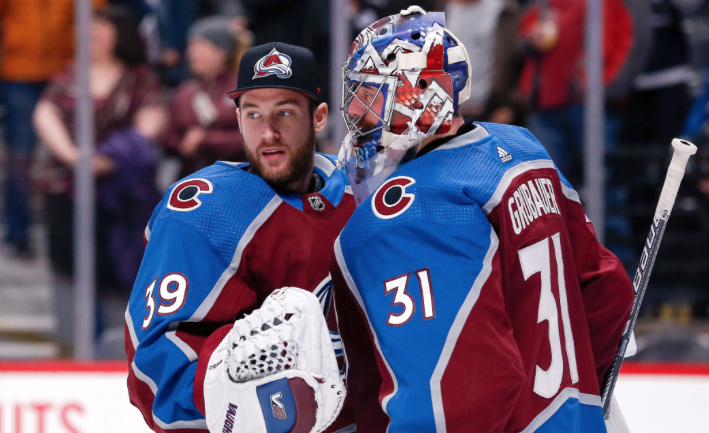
[
  {"x1": 331, "y1": 7, "x2": 634, "y2": 433},
  {"x1": 126, "y1": 42, "x2": 354, "y2": 433}
]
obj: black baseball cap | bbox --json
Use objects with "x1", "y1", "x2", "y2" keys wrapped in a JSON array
[{"x1": 228, "y1": 42, "x2": 321, "y2": 103}]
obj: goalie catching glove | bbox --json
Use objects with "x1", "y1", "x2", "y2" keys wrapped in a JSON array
[{"x1": 204, "y1": 287, "x2": 346, "y2": 433}]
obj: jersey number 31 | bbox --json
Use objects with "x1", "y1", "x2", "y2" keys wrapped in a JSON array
[{"x1": 519, "y1": 233, "x2": 579, "y2": 399}]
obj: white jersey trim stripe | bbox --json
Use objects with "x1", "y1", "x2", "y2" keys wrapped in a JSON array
[
  {"x1": 125, "y1": 306, "x2": 139, "y2": 350},
  {"x1": 144, "y1": 224, "x2": 151, "y2": 242},
  {"x1": 430, "y1": 227, "x2": 499, "y2": 433},
  {"x1": 166, "y1": 322, "x2": 199, "y2": 363},
  {"x1": 189, "y1": 195, "x2": 282, "y2": 322},
  {"x1": 508, "y1": 388, "x2": 601, "y2": 433},
  {"x1": 482, "y1": 160, "x2": 557, "y2": 214},
  {"x1": 561, "y1": 182, "x2": 581, "y2": 204},
  {"x1": 314, "y1": 153, "x2": 337, "y2": 177},
  {"x1": 132, "y1": 361, "x2": 209, "y2": 430},
  {"x1": 132, "y1": 361, "x2": 158, "y2": 394},
  {"x1": 153, "y1": 414, "x2": 208, "y2": 430},
  {"x1": 432, "y1": 123, "x2": 490, "y2": 152},
  {"x1": 335, "y1": 236, "x2": 398, "y2": 429}
]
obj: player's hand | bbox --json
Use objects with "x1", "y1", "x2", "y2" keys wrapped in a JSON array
[{"x1": 180, "y1": 127, "x2": 206, "y2": 157}]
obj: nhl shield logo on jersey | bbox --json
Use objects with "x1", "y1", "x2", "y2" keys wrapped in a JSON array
[
  {"x1": 308, "y1": 196, "x2": 325, "y2": 211},
  {"x1": 167, "y1": 178, "x2": 213, "y2": 211},
  {"x1": 253, "y1": 48, "x2": 293, "y2": 79},
  {"x1": 270, "y1": 392, "x2": 287, "y2": 419},
  {"x1": 372, "y1": 176, "x2": 416, "y2": 219}
]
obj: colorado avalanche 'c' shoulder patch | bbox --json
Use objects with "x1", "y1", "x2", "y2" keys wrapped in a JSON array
[
  {"x1": 168, "y1": 178, "x2": 213, "y2": 212},
  {"x1": 372, "y1": 176, "x2": 416, "y2": 219}
]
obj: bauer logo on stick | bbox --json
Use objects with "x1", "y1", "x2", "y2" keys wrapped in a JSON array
[{"x1": 253, "y1": 48, "x2": 292, "y2": 79}]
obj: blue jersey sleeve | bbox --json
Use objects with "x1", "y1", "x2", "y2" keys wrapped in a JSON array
[{"x1": 126, "y1": 216, "x2": 234, "y2": 432}]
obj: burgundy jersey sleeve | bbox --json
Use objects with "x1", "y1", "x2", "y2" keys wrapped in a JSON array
[{"x1": 563, "y1": 187, "x2": 635, "y2": 387}]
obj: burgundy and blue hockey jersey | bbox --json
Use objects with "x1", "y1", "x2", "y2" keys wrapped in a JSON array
[
  {"x1": 331, "y1": 123, "x2": 634, "y2": 433},
  {"x1": 125, "y1": 154, "x2": 356, "y2": 433}
]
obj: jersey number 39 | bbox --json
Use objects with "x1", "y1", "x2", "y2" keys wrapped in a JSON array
[
  {"x1": 519, "y1": 233, "x2": 579, "y2": 399},
  {"x1": 142, "y1": 273, "x2": 189, "y2": 329}
]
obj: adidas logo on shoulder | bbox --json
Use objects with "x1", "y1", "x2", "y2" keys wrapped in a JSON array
[{"x1": 497, "y1": 146, "x2": 512, "y2": 163}]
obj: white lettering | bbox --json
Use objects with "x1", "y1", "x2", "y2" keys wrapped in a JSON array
[
  {"x1": 508, "y1": 177, "x2": 562, "y2": 235},
  {"x1": 509, "y1": 197, "x2": 522, "y2": 234},
  {"x1": 520, "y1": 185, "x2": 539, "y2": 219},
  {"x1": 528, "y1": 180, "x2": 548, "y2": 215},
  {"x1": 544, "y1": 179, "x2": 560, "y2": 214},
  {"x1": 514, "y1": 191, "x2": 530, "y2": 228}
]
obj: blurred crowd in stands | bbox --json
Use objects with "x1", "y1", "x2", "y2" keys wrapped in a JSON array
[{"x1": 1, "y1": 0, "x2": 709, "y2": 342}]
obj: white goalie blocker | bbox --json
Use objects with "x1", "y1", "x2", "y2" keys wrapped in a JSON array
[{"x1": 204, "y1": 287, "x2": 346, "y2": 433}]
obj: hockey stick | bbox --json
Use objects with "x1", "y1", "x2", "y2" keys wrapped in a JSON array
[{"x1": 601, "y1": 138, "x2": 698, "y2": 417}]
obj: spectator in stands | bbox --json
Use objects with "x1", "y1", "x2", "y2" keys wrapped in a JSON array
[
  {"x1": 32, "y1": 6, "x2": 166, "y2": 347},
  {"x1": 444, "y1": 0, "x2": 523, "y2": 124},
  {"x1": 0, "y1": 0, "x2": 106, "y2": 259},
  {"x1": 164, "y1": 17, "x2": 245, "y2": 178},
  {"x1": 156, "y1": 0, "x2": 246, "y2": 86},
  {"x1": 620, "y1": 0, "x2": 703, "y2": 146},
  {"x1": 518, "y1": 0, "x2": 633, "y2": 182}
]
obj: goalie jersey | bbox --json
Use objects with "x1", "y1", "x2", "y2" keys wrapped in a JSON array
[
  {"x1": 125, "y1": 154, "x2": 355, "y2": 433},
  {"x1": 332, "y1": 123, "x2": 634, "y2": 433}
]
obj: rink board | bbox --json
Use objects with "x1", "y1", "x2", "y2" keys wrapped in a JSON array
[{"x1": 0, "y1": 362, "x2": 708, "y2": 432}]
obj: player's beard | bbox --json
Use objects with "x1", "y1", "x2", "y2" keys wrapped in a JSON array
[{"x1": 245, "y1": 128, "x2": 316, "y2": 189}]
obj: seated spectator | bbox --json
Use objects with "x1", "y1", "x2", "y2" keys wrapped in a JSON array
[
  {"x1": 32, "y1": 6, "x2": 166, "y2": 345},
  {"x1": 164, "y1": 17, "x2": 245, "y2": 178}
]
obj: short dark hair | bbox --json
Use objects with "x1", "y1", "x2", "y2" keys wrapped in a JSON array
[{"x1": 94, "y1": 6, "x2": 147, "y2": 67}]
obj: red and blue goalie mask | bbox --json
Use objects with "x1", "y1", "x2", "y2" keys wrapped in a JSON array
[{"x1": 338, "y1": 7, "x2": 472, "y2": 203}]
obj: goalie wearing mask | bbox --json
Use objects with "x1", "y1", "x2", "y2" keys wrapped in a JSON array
[{"x1": 332, "y1": 7, "x2": 634, "y2": 433}]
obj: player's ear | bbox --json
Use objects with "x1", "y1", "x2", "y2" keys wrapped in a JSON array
[
  {"x1": 313, "y1": 102, "x2": 328, "y2": 134},
  {"x1": 236, "y1": 107, "x2": 242, "y2": 131}
]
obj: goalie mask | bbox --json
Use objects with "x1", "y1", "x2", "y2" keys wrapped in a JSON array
[{"x1": 339, "y1": 6, "x2": 471, "y2": 203}]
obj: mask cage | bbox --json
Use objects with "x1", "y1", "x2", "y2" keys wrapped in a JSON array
[{"x1": 341, "y1": 66, "x2": 398, "y2": 140}]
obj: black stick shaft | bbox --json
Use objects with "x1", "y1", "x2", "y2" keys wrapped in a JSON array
[
  {"x1": 600, "y1": 138, "x2": 696, "y2": 417},
  {"x1": 601, "y1": 215, "x2": 668, "y2": 415}
]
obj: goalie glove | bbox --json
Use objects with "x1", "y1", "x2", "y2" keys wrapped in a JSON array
[{"x1": 204, "y1": 287, "x2": 346, "y2": 433}]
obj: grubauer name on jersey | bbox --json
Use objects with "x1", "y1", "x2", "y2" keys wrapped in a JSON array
[
  {"x1": 332, "y1": 123, "x2": 633, "y2": 433},
  {"x1": 125, "y1": 154, "x2": 356, "y2": 433}
]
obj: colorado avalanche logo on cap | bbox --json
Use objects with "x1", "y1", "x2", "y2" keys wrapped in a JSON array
[{"x1": 253, "y1": 48, "x2": 293, "y2": 80}]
